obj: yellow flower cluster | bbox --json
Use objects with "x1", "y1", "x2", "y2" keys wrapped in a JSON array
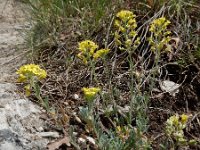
[
  {"x1": 82, "y1": 87, "x2": 100, "y2": 101},
  {"x1": 93, "y1": 48, "x2": 110, "y2": 60},
  {"x1": 149, "y1": 17, "x2": 171, "y2": 52},
  {"x1": 78, "y1": 40, "x2": 110, "y2": 64},
  {"x1": 116, "y1": 10, "x2": 135, "y2": 22},
  {"x1": 166, "y1": 114, "x2": 188, "y2": 127},
  {"x1": 16, "y1": 64, "x2": 47, "y2": 82},
  {"x1": 149, "y1": 17, "x2": 171, "y2": 35},
  {"x1": 24, "y1": 84, "x2": 31, "y2": 96},
  {"x1": 166, "y1": 114, "x2": 189, "y2": 144},
  {"x1": 115, "y1": 10, "x2": 137, "y2": 33},
  {"x1": 114, "y1": 10, "x2": 140, "y2": 50},
  {"x1": 78, "y1": 40, "x2": 98, "y2": 56}
]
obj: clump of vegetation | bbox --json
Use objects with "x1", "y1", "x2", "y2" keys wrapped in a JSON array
[
  {"x1": 164, "y1": 114, "x2": 197, "y2": 148},
  {"x1": 16, "y1": 64, "x2": 49, "y2": 109},
  {"x1": 18, "y1": 0, "x2": 200, "y2": 149}
]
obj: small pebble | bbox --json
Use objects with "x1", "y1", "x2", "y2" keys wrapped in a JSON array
[{"x1": 37, "y1": 132, "x2": 59, "y2": 138}]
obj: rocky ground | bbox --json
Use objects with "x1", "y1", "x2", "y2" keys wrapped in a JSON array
[{"x1": 0, "y1": 0, "x2": 54, "y2": 149}]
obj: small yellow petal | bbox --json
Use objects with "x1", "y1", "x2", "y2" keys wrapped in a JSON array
[
  {"x1": 93, "y1": 49, "x2": 110, "y2": 60},
  {"x1": 24, "y1": 84, "x2": 31, "y2": 96},
  {"x1": 82, "y1": 87, "x2": 100, "y2": 101},
  {"x1": 16, "y1": 64, "x2": 47, "y2": 83},
  {"x1": 180, "y1": 114, "x2": 189, "y2": 124}
]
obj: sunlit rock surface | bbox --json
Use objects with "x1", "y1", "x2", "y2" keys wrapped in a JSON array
[{"x1": 0, "y1": 0, "x2": 50, "y2": 149}]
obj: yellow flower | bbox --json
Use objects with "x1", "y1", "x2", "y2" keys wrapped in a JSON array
[
  {"x1": 129, "y1": 30, "x2": 137, "y2": 37},
  {"x1": 82, "y1": 87, "x2": 100, "y2": 101},
  {"x1": 78, "y1": 40, "x2": 98, "y2": 56},
  {"x1": 116, "y1": 10, "x2": 136, "y2": 22},
  {"x1": 17, "y1": 74, "x2": 27, "y2": 82},
  {"x1": 133, "y1": 37, "x2": 141, "y2": 48},
  {"x1": 93, "y1": 49, "x2": 110, "y2": 60},
  {"x1": 149, "y1": 17, "x2": 171, "y2": 33},
  {"x1": 128, "y1": 18, "x2": 136, "y2": 26},
  {"x1": 115, "y1": 10, "x2": 137, "y2": 32},
  {"x1": 116, "y1": 126, "x2": 122, "y2": 132},
  {"x1": 149, "y1": 17, "x2": 171, "y2": 52},
  {"x1": 167, "y1": 114, "x2": 179, "y2": 126},
  {"x1": 125, "y1": 39, "x2": 132, "y2": 48},
  {"x1": 114, "y1": 10, "x2": 138, "y2": 51},
  {"x1": 77, "y1": 53, "x2": 88, "y2": 64},
  {"x1": 16, "y1": 64, "x2": 47, "y2": 82},
  {"x1": 24, "y1": 84, "x2": 31, "y2": 96},
  {"x1": 77, "y1": 40, "x2": 110, "y2": 64},
  {"x1": 166, "y1": 114, "x2": 193, "y2": 144},
  {"x1": 114, "y1": 20, "x2": 121, "y2": 28},
  {"x1": 114, "y1": 32, "x2": 122, "y2": 46},
  {"x1": 180, "y1": 114, "x2": 189, "y2": 124},
  {"x1": 77, "y1": 40, "x2": 101, "y2": 64}
]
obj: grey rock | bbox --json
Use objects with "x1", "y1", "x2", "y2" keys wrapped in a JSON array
[
  {"x1": 0, "y1": 0, "x2": 51, "y2": 149},
  {"x1": 0, "y1": 141, "x2": 23, "y2": 150}
]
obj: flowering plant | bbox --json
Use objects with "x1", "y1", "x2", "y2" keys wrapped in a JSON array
[
  {"x1": 149, "y1": 17, "x2": 171, "y2": 52},
  {"x1": 114, "y1": 10, "x2": 140, "y2": 50},
  {"x1": 17, "y1": 64, "x2": 47, "y2": 82},
  {"x1": 77, "y1": 40, "x2": 109, "y2": 64},
  {"x1": 16, "y1": 64, "x2": 47, "y2": 104},
  {"x1": 82, "y1": 87, "x2": 100, "y2": 101},
  {"x1": 165, "y1": 114, "x2": 196, "y2": 146}
]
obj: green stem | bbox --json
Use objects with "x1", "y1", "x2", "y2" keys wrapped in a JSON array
[
  {"x1": 128, "y1": 52, "x2": 135, "y2": 124},
  {"x1": 149, "y1": 39, "x2": 160, "y2": 91},
  {"x1": 32, "y1": 79, "x2": 45, "y2": 108},
  {"x1": 89, "y1": 59, "x2": 98, "y2": 85}
]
